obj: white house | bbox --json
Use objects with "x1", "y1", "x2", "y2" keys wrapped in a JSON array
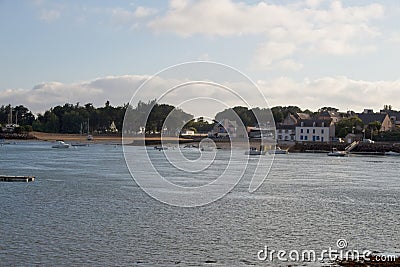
[
  {"x1": 208, "y1": 119, "x2": 238, "y2": 138},
  {"x1": 295, "y1": 119, "x2": 335, "y2": 142},
  {"x1": 276, "y1": 125, "x2": 296, "y2": 141}
]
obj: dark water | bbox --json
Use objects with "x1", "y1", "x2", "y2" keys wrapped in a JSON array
[{"x1": 0, "y1": 142, "x2": 399, "y2": 266}]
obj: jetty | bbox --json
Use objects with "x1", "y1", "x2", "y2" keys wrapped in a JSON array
[{"x1": 0, "y1": 175, "x2": 35, "y2": 182}]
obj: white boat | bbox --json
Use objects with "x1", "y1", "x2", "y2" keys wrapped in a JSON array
[
  {"x1": 268, "y1": 147, "x2": 288, "y2": 155},
  {"x1": 245, "y1": 147, "x2": 266, "y2": 155},
  {"x1": 200, "y1": 146, "x2": 215, "y2": 152},
  {"x1": 385, "y1": 151, "x2": 400, "y2": 156},
  {"x1": 327, "y1": 148, "x2": 347, "y2": 157},
  {"x1": 52, "y1": 141, "x2": 70, "y2": 149}
]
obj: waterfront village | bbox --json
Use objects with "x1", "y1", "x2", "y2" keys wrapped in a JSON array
[
  {"x1": 2, "y1": 103, "x2": 400, "y2": 154},
  {"x1": 206, "y1": 108, "x2": 397, "y2": 143},
  {"x1": 199, "y1": 106, "x2": 400, "y2": 155}
]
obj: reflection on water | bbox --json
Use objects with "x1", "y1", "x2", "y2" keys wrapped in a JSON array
[{"x1": 0, "y1": 142, "x2": 399, "y2": 266}]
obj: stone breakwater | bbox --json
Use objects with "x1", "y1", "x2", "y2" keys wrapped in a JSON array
[{"x1": 289, "y1": 142, "x2": 400, "y2": 154}]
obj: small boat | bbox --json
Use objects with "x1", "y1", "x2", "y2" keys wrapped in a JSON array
[
  {"x1": 87, "y1": 135, "x2": 94, "y2": 141},
  {"x1": 268, "y1": 147, "x2": 288, "y2": 155},
  {"x1": 327, "y1": 148, "x2": 347, "y2": 157},
  {"x1": 200, "y1": 146, "x2": 215, "y2": 152},
  {"x1": 71, "y1": 143, "x2": 89, "y2": 147},
  {"x1": 245, "y1": 147, "x2": 266, "y2": 155},
  {"x1": 52, "y1": 141, "x2": 70, "y2": 149},
  {"x1": 154, "y1": 146, "x2": 168, "y2": 151},
  {"x1": 385, "y1": 151, "x2": 400, "y2": 156}
]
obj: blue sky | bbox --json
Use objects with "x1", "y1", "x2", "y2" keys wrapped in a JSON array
[{"x1": 1, "y1": 0, "x2": 400, "y2": 115}]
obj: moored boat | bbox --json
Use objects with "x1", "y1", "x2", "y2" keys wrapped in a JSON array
[
  {"x1": 245, "y1": 147, "x2": 266, "y2": 155},
  {"x1": 327, "y1": 148, "x2": 347, "y2": 157},
  {"x1": 268, "y1": 147, "x2": 288, "y2": 155},
  {"x1": 52, "y1": 140, "x2": 70, "y2": 149},
  {"x1": 385, "y1": 151, "x2": 400, "y2": 156}
]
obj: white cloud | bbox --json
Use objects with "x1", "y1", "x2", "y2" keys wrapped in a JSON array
[
  {"x1": 253, "y1": 42, "x2": 303, "y2": 71},
  {"x1": 305, "y1": 0, "x2": 324, "y2": 9},
  {"x1": 39, "y1": 9, "x2": 60, "y2": 22},
  {"x1": 197, "y1": 53, "x2": 211, "y2": 61},
  {"x1": 133, "y1": 6, "x2": 157, "y2": 18},
  {"x1": 110, "y1": 6, "x2": 157, "y2": 29},
  {"x1": 388, "y1": 32, "x2": 400, "y2": 44},
  {"x1": 169, "y1": 0, "x2": 188, "y2": 10},
  {"x1": 257, "y1": 76, "x2": 400, "y2": 112},
  {"x1": 148, "y1": 0, "x2": 384, "y2": 70},
  {"x1": 0, "y1": 76, "x2": 148, "y2": 114},
  {"x1": 1, "y1": 75, "x2": 399, "y2": 116}
]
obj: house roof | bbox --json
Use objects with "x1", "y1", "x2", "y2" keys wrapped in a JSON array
[
  {"x1": 357, "y1": 113, "x2": 388, "y2": 125},
  {"x1": 276, "y1": 125, "x2": 296, "y2": 130},
  {"x1": 382, "y1": 110, "x2": 400, "y2": 121},
  {"x1": 297, "y1": 119, "x2": 332, "y2": 127},
  {"x1": 295, "y1": 113, "x2": 311, "y2": 120},
  {"x1": 319, "y1": 110, "x2": 340, "y2": 118}
]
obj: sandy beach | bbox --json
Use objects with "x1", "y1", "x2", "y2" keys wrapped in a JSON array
[{"x1": 30, "y1": 131, "x2": 185, "y2": 145}]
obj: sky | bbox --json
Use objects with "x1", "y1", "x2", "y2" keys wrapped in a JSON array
[{"x1": 1, "y1": 0, "x2": 400, "y2": 116}]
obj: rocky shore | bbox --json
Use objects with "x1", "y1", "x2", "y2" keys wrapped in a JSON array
[
  {"x1": 0, "y1": 133, "x2": 36, "y2": 140},
  {"x1": 289, "y1": 142, "x2": 400, "y2": 154}
]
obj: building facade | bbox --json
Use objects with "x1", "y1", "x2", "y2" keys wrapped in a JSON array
[
  {"x1": 295, "y1": 119, "x2": 335, "y2": 142},
  {"x1": 276, "y1": 125, "x2": 296, "y2": 141}
]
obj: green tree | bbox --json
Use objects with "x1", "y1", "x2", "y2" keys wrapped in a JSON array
[
  {"x1": 335, "y1": 117, "x2": 364, "y2": 138},
  {"x1": 215, "y1": 106, "x2": 257, "y2": 127}
]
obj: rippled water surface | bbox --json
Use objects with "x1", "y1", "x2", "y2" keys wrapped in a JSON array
[{"x1": 0, "y1": 142, "x2": 399, "y2": 266}]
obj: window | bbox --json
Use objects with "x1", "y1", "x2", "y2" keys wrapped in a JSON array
[
  {"x1": 316, "y1": 136, "x2": 320, "y2": 141},
  {"x1": 307, "y1": 129, "x2": 310, "y2": 134},
  {"x1": 301, "y1": 129, "x2": 304, "y2": 133},
  {"x1": 305, "y1": 136, "x2": 308, "y2": 140},
  {"x1": 278, "y1": 135, "x2": 282, "y2": 140},
  {"x1": 300, "y1": 135, "x2": 303, "y2": 140},
  {"x1": 301, "y1": 122, "x2": 304, "y2": 127},
  {"x1": 321, "y1": 129, "x2": 324, "y2": 134},
  {"x1": 285, "y1": 129, "x2": 289, "y2": 134},
  {"x1": 313, "y1": 129, "x2": 315, "y2": 134}
]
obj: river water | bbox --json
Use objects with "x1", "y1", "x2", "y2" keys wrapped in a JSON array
[{"x1": 0, "y1": 142, "x2": 398, "y2": 266}]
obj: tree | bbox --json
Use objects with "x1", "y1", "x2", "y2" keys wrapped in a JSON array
[
  {"x1": 43, "y1": 112, "x2": 60, "y2": 133},
  {"x1": 335, "y1": 117, "x2": 364, "y2": 138},
  {"x1": 383, "y1": 105, "x2": 392, "y2": 111},
  {"x1": 319, "y1": 107, "x2": 339, "y2": 112},
  {"x1": 368, "y1": 121, "x2": 382, "y2": 139},
  {"x1": 215, "y1": 106, "x2": 257, "y2": 127}
]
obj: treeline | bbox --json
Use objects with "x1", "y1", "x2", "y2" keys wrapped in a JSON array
[
  {"x1": 0, "y1": 102, "x2": 126, "y2": 134},
  {"x1": 3, "y1": 101, "x2": 398, "y2": 141},
  {"x1": 0, "y1": 102, "x2": 344, "y2": 134},
  {"x1": 33, "y1": 101, "x2": 126, "y2": 134}
]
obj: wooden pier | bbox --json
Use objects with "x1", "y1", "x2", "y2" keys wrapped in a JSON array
[{"x1": 0, "y1": 175, "x2": 35, "y2": 182}]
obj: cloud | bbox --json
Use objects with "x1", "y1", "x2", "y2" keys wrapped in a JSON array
[
  {"x1": 0, "y1": 76, "x2": 148, "y2": 114},
  {"x1": 39, "y1": 9, "x2": 60, "y2": 22},
  {"x1": 133, "y1": 6, "x2": 157, "y2": 18},
  {"x1": 148, "y1": 0, "x2": 384, "y2": 70},
  {"x1": 1, "y1": 74, "x2": 399, "y2": 116},
  {"x1": 110, "y1": 6, "x2": 157, "y2": 29},
  {"x1": 257, "y1": 76, "x2": 400, "y2": 112},
  {"x1": 253, "y1": 42, "x2": 303, "y2": 71}
]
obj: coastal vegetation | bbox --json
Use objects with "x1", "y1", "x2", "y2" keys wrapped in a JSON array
[{"x1": 1, "y1": 102, "x2": 400, "y2": 142}]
